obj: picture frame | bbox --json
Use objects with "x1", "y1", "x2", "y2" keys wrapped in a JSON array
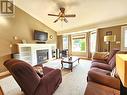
[
  {"x1": 106, "y1": 31, "x2": 112, "y2": 35},
  {"x1": 21, "y1": 40, "x2": 27, "y2": 44}
]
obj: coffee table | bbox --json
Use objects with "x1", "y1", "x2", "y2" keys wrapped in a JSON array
[{"x1": 61, "y1": 56, "x2": 80, "y2": 72}]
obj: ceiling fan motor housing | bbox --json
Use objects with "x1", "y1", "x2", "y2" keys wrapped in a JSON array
[{"x1": 48, "y1": 7, "x2": 76, "y2": 23}]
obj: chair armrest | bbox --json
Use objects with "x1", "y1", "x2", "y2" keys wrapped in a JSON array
[
  {"x1": 0, "y1": 86, "x2": 4, "y2": 95},
  {"x1": 43, "y1": 67, "x2": 55, "y2": 75},
  {"x1": 88, "y1": 70, "x2": 120, "y2": 90},
  {"x1": 91, "y1": 62, "x2": 112, "y2": 71},
  {"x1": 42, "y1": 69, "x2": 62, "y2": 83},
  {"x1": 92, "y1": 52, "x2": 109, "y2": 61},
  {"x1": 35, "y1": 69, "x2": 62, "y2": 95}
]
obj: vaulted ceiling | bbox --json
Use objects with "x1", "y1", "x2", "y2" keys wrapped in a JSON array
[{"x1": 15, "y1": 0, "x2": 127, "y2": 33}]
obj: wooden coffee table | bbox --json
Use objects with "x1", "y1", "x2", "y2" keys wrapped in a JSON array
[{"x1": 61, "y1": 56, "x2": 80, "y2": 72}]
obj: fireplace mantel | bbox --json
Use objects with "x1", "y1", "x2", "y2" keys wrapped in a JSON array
[{"x1": 14, "y1": 44, "x2": 56, "y2": 66}]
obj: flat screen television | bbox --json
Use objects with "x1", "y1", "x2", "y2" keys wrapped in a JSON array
[{"x1": 34, "y1": 30, "x2": 48, "y2": 42}]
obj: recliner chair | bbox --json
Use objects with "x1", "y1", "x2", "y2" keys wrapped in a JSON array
[{"x1": 4, "y1": 59, "x2": 62, "y2": 95}]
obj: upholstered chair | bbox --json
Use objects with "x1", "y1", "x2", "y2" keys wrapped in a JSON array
[{"x1": 4, "y1": 59, "x2": 62, "y2": 95}]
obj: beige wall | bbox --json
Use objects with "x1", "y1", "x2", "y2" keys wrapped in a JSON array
[
  {"x1": 57, "y1": 25, "x2": 127, "y2": 58},
  {"x1": 57, "y1": 35, "x2": 63, "y2": 51},
  {"x1": 98, "y1": 25, "x2": 123, "y2": 51},
  {"x1": 0, "y1": 7, "x2": 57, "y2": 72}
]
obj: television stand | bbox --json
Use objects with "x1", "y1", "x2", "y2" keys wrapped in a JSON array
[{"x1": 36, "y1": 42, "x2": 46, "y2": 44}]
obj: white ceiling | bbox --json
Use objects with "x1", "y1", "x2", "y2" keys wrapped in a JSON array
[{"x1": 15, "y1": 0, "x2": 127, "y2": 32}]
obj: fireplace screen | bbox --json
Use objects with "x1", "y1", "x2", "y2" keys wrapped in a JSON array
[{"x1": 36, "y1": 49, "x2": 49, "y2": 64}]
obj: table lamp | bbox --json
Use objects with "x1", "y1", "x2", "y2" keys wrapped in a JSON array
[
  {"x1": 104, "y1": 35, "x2": 116, "y2": 52},
  {"x1": 116, "y1": 54, "x2": 127, "y2": 95}
]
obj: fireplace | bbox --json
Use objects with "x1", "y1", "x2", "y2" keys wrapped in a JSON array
[{"x1": 36, "y1": 49, "x2": 49, "y2": 64}]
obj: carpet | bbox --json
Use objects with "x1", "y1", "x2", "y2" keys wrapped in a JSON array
[{"x1": 0, "y1": 59, "x2": 91, "y2": 95}]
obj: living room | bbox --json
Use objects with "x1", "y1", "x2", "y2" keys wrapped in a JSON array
[{"x1": 0, "y1": 0, "x2": 127, "y2": 95}]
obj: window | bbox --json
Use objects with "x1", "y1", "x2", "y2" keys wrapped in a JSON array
[
  {"x1": 72, "y1": 34, "x2": 86, "y2": 52},
  {"x1": 125, "y1": 30, "x2": 127, "y2": 47},
  {"x1": 63, "y1": 35, "x2": 68, "y2": 50},
  {"x1": 90, "y1": 31, "x2": 97, "y2": 52},
  {"x1": 121, "y1": 26, "x2": 127, "y2": 50}
]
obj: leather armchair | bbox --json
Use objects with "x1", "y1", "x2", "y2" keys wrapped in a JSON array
[
  {"x1": 88, "y1": 67, "x2": 120, "y2": 90},
  {"x1": 4, "y1": 59, "x2": 62, "y2": 95},
  {"x1": 84, "y1": 82, "x2": 120, "y2": 95},
  {"x1": 0, "y1": 86, "x2": 4, "y2": 95}
]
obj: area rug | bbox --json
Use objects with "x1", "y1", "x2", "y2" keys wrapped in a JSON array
[
  {"x1": 52, "y1": 59, "x2": 91, "y2": 95},
  {"x1": 0, "y1": 59, "x2": 91, "y2": 95}
]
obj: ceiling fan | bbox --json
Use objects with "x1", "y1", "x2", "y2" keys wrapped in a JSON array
[{"x1": 48, "y1": 7, "x2": 76, "y2": 23}]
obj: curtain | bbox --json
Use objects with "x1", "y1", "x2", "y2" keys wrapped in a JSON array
[
  {"x1": 68, "y1": 35, "x2": 72, "y2": 56},
  {"x1": 96, "y1": 30, "x2": 101, "y2": 52}
]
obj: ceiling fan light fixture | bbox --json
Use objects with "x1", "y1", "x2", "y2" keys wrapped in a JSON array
[
  {"x1": 60, "y1": 17, "x2": 64, "y2": 20},
  {"x1": 48, "y1": 7, "x2": 76, "y2": 23}
]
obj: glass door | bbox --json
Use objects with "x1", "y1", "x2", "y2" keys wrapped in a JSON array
[{"x1": 90, "y1": 31, "x2": 97, "y2": 53}]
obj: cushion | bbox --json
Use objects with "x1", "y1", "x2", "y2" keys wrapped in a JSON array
[
  {"x1": 33, "y1": 66, "x2": 43, "y2": 77},
  {"x1": 92, "y1": 52, "x2": 109, "y2": 60}
]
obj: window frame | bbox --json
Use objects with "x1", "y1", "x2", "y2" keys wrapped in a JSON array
[
  {"x1": 121, "y1": 26, "x2": 127, "y2": 50},
  {"x1": 63, "y1": 35, "x2": 68, "y2": 50},
  {"x1": 72, "y1": 34, "x2": 87, "y2": 52}
]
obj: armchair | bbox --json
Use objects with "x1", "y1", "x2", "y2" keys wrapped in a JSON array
[{"x1": 4, "y1": 59, "x2": 62, "y2": 95}]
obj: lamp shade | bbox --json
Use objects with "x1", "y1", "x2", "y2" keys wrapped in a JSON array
[
  {"x1": 116, "y1": 54, "x2": 127, "y2": 87},
  {"x1": 104, "y1": 35, "x2": 116, "y2": 42}
]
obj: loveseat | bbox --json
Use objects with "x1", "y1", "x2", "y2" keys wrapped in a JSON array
[{"x1": 91, "y1": 48, "x2": 119, "y2": 71}]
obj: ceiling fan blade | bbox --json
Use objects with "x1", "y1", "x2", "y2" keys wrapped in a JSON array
[
  {"x1": 64, "y1": 18, "x2": 68, "y2": 23},
  {"x1": 65, "y1": 14, "x2": 76, "y2": 17},
  {"x1": 48, "y1": 14, "x2": 59, "y2": 16},
  {"x1": 53, "y1": 19, "x2": 58, "y2": 23},
  {"x1": 53, "y1": 17, "x2": 60, "y2": 23}
]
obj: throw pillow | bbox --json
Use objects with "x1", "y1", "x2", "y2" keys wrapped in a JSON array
[
  {"x1": 110, "y1": 67, "x2": 119, "y2": 78},
  {"x1": 33, "y1": 66, "x2": 43, "y2": 77},
  {"x1": 92, "y1": 52, "x2": 109, "y2": 60}
]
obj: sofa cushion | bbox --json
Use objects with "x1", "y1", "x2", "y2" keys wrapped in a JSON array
[
  {"x1": 92, "y1": 59, "x2": 107, "y2": 64},
  {"x1": 91, "y1": 62, "x2": 112, "y2": 71},
  {"x1": 92, "y1": 52, "x2": 109, "y2": 61},
  {"x1": 84, "y1": 82, "x2": 120, "y2": 95}
]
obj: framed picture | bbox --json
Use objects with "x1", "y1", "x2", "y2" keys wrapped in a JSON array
[{"x1": 106, "y1": 31, "x2": 112, "y2": 35}]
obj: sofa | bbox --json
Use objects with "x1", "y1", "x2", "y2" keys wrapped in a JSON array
[
  {"x1": 85, "y1": 49, "x2": 121, "y2": 95},
  {"x1": 91, "y1": 48, "x2": 120, "y2": 71},
  {"x1": 4, "y1": 59, "x2": 62, "y2": 95}
]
